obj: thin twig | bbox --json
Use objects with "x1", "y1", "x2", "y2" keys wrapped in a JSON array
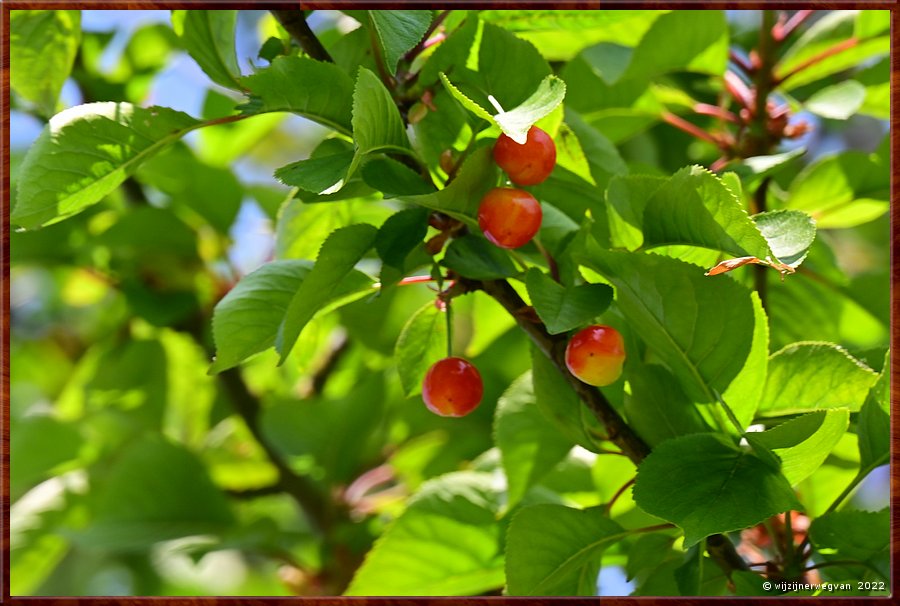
[
  {"x1": 605, "y1": 478, "x2": 636, "y2": 515},
  {"x1": 774, "y1": 10, "x2": 814, "y2": 41},
  {"x1": 402, "y1": 10, "x2": 451, "y2": 64},
  {"x1": 270, "y1": 10, "x2": 333, "y2": 63},
  {"x1": 662, "y1": 111, "x2": 728, "y2": 149}
]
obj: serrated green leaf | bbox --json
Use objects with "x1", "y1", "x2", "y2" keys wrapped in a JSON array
[
  {"x1": 524, "y1": 268, "x2": 612, "y2": 335},
  {"x1": 442, "y1": 235, "x2": 518, "y2": 280},
  {"x1": 368, "y1": 10, "x2": 433, "y2": 72},
  {"x1": 858, "y1": 350, "x2": 889, "y2": 469},
  {"x1": 805, "y1": 80, "x2": 866, "y2": 120},
  {"x1": 809, "y1": 508, "x2": 889, "y2": 562},
  {"x1": 855, "y1": 11, "x2": 890, "y2": 38},
  {"x1": 564, "y1": 109, "x2": 628, "y2": 189},
  {"x1": 362, "y1": 157, "x2": 436, "y2": 197},
  {"x1": 606, "y1": 175, "x2": 666, "y2": 250},
  {"x1": 758, "y1": 342, "x2": 878, "y2": 415},
  {"x1": 345, "y1": 471, "x2": 504, "y2": 596},
  {"x1": 495, "y1": 373, "x2": 573, "y2": 509},
  {"x1": 276, "y1": 225, "x2": 378, "y2": 362},
  {"x1": 633, "y1": 433, "x2": 801, "y2": 546},
  {"x1": 493, "y1": 76, "x2": 566, "y2": 144},
  {"x1": 439, "y1": 72, "x2": 494, "y2": 122},
  {"x1": 171, "y1": 10, "x2": 242, "y2": 90},
  {"x1": 626, "y1": 533, "x2": 677, "y2": 582},
  {"x1": 624, "y1": 365, "x2": 712, "y2": 447},
  {"x1": 395, "y1": 301, "x2": 448, "y2": 397},
  {"x1": 239, "y1": 56, "x2": 354, "y2": 135},
  {"x1": 580, "y1": 248, "x2": 755, "y2": 403},
  {"x1": 506, "y1": 504, "x2": 625, "y2": 596},
  {"x1": 376, "y1": 207, "x2": 430, "y2": 269},
  {"x1": 274, "y1": 151, "x2": 355, "y2": 195},
  {"x1": 13, "y1": 103, "x2": 200, "y2": 229},
  {"x1": 753, "y1": 209, "x2": 816, "y2": 268},
  {"x1": 10, "y1": 10, "x2": 81, "y2": 117},
  {"x1": 531, "y1": 349, "x2": 604, "y2": 453},
  {"x1": 747, "y1": 409, "x2": 850, "y2": 485},
  {"x1": 643, "y1": 166, "x2": 772, "y2": 260},
  {"x1": 721, "y1": 292, "x2": 769, "y2": 428},
  {"x1": 210, "y1": 260, "x2": 372, "y2": 373},
  {"x1": 353, "y1": 67, "x2": 412, "y2": 154}
]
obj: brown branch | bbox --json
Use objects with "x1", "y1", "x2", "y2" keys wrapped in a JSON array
[{"x1": 270, "y1": 10, "x2": 334, "y2": 63}]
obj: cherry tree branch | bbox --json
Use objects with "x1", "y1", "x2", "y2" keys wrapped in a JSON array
[{"x1": 270, "y1": 9, "x2": 334, "y2": 63}]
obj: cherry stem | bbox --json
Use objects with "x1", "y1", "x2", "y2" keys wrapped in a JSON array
[
  {"x1": 774, "y1": 37, "x2": 859, "y2": 86},
  {"x1": 773, "y1": 10, "x2": 814, "y2": 41},
  {"x1": 445, "y1": 297, "x2": 454, "y2": 357},
  {"x1": 534, "y1": 239, "x2": 560, "y2": 283}
]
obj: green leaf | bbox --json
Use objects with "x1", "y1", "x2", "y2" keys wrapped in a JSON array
[
  {"x1": 276, "y1": 224, "x2": 378, "y2": 362},
  {"x1": 439, "y1": 72, "x2": 495, "y2": 122},
  {"x1": 753, "y1": 210, "x2": 816, "y2": 268},
  {"x1": 80, "y1": 435, "x2": 234, "y2": 550},
  {"x1": 747, "y1": 410, "x2": 850, "y2": 485},
  {"x1": 375, "y1": 207, "x2": 430, "y2": 270},
  {"x1": 721, "y1": 292, "x2": 769, "y2": 428},
  {"x1": 442, "y1": 235, "x2": 518, "y2": 280},
  {"x1": 858, "y1": 350, "x2": 889, "y2": 469},
  {"x1": 580, "y1": 248, "x2": 755, "y2": 403},
  {"x1": 809, "y1": 508, "x2": 889, "y2": 562},
  {"x1": 525, "y1": 268, "x2": 612, "y2": 335},
  {"x1": 345, "y1": 471, "x2": 504, "y2": 596},
  {"x1": 13, "y1": 103, "x2": 200, "y2": 229},
  {"x1": 11, "y1": 415, "x2": 82, "y2": 496},
  {"x1": 531, "y1": 349, "x2": 604, "y2": 453},
  {"x1": 758, "y1": 342, "x2": 878, "y2": 415},
  {"x1": 624, "y1": 365, "x2": 712, "y2": 447},
  {"x1": 506, "y1": 504, "x2": 625, "y2": 596},
  {"x1": 581, "y1": 43, "x2": 633, "y2": 85},
  {"x1": 362, "y1": 157, "x2": 436, "y2": 197},
  {"x1": 211, "y1": 260, "x2": 313, "y2": 373},
  {"x1": 394, "y1": 301, "x2": 448, "y2": 397},
  {"x1": 564, "y1": 109, "x2": 629, "y2": 188},
  {"x1": 239, "y1": 56, "x2": 355, "y2": 135},
  {"x1": 643, "y1": 166, "x2": 772, "y2": 260},
  {"x1": 495, "y1": 373, "x2": 573, "y2": 509},
  {"x1": 353, "y1": 66, "x2": 412, "y2": 154},
  {"x1": 368, "y1": 10, "x2": 433, "y2": 72},
  {"x1": 787, "y1": 150, "x2": 889, "y2": 229},
  {"x1": 606, "y1": 175, "x2": 666, "y2": 250},
  {"x1": 618, "y1": 10, "x2": 728, "y2": 81},
  {"x1": 10, "y1": 10, "x2": 81, "y2": 116},
  {"x1": 171, "y1": 10, "x2": 242, "y2": 90},
  {"x1": 493, "y1": 75, "x2": 567, "y2": 144},
  {"x1": 274, "y1": 151, "x2": 355, "y2": 195},
  {"x1": 633, "y1": 433, "x2": 802, "y2": 546},
  {"x1": 804, "y1": 80, "x2": 866, "y2": 120},
  {"x1": 855, "y1": 11, "x2": 890, "y2": 38},
  {"x1": 478, "y1": 22, "x2": 552, "y2": 109}
]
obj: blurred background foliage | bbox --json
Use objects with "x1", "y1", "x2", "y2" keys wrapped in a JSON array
[{"x1": 9, "y1": 9, "x2": 889, "y2": 596}]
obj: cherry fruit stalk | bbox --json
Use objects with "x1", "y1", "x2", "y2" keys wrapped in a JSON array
[
  {"x1": 422, "y1": 357, "x2": 484, "y2": 417},
  {"x1": 477, "y1": 187, "x2": 542, "y2": 249},
  {"x1": 493, "y1": 126, "x2": 557, "y2": 186},
  {"x1": 565, "y1": 325, "x2": 626, "y2": 387}
]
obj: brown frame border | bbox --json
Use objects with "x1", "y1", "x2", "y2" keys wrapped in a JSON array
[{"x1": 0, "y1": 1, "x2": 896, "y2": 603}]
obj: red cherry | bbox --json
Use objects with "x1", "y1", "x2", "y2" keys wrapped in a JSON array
[
  {"x1": 565, "y1": 325, "x2": 626, "y2": 387},
  {"x1": 422, "y1": 357, "x2": 484, "y2": 417},
  {"x1": 493, "y1": 126, "x2": 557, "y2": 186},
  {"x1": 477, "y1": 187, "x2": 542, "y2": 249}
]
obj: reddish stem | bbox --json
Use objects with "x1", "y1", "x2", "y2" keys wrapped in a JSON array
[
  {"x1": 729, "y1": 49, "x2": 755, "y2": 74},
  {"x1": 775, "y1": 37, "x2": 859, "y2": 86},
  {"x1": 605, "y1": 478, "x2": 636, "y2": 515},
  {"x1": 397, "y1": 275, "x2": 454, "y2": 287},
  {"x1": 774, "y1": 10, "x2": 814, "y2": 41},
  {"x1": 724, "y1": 71, "x2": 754, "y2": 109},
  {"x1": 661, "y1": 111, "x2": 728, "y2": 149},
  {"x1": 694, "y1": 102, "x2": 739, "y2": 124}
]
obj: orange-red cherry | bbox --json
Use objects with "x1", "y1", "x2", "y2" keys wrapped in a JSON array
[
  {"x1": 477, "y1": 187, "x2": 543, "y2": 249},
  {"x1": 565, "y1": 325, "x2": 626, "y2": 387},
  {"x1": 422, "y1": 357, "x2": 484, "y2": 417},
  {"x1": 493, "y1": 126, "x2": 557, "y2": 186}
]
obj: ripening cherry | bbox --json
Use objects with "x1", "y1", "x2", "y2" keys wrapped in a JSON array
[
  {"x1": 565, "y1": 325, "x2": 626, "y2": 387},
  {"x1": 493, "y1": 126, "x2": 557, "y2": 186},
  {"x1": 477, "y1": 187, "x2": 543, "y2": 249},
  {"x1": 422, "y1": 357, "x2": 484, "y2": 417}
]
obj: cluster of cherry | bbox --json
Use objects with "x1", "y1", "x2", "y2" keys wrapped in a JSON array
[{"x1": 422, "y1": 127, "x2": 626, "y2": 417}]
